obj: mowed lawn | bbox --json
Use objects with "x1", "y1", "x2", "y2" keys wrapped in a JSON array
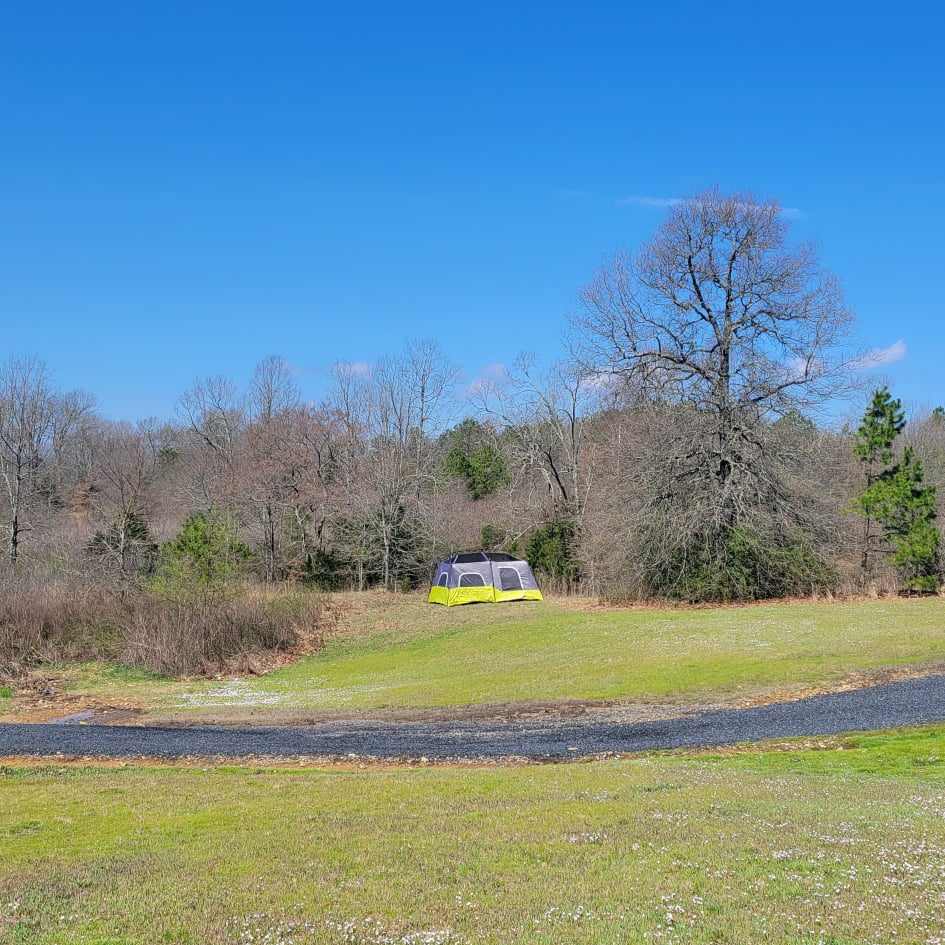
[
  {"x1": 11, "y1": 593, "x2": 945, "y2": 719},
  {"x1": 4, "y1": 727, "x2": 945, "y2": 944},
  {"x1": 262, "y1": 594, "x2": 945, "y2": 709}
]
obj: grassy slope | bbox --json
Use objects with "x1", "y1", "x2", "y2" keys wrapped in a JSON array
[
  {"x1": 6, "y1": 593, "x2": 945, "y2": 718},
  {"x1": 3, "y1": 727, "x2": 945, "y2": 944}
]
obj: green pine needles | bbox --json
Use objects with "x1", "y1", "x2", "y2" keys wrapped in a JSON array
[{"x1": 855, "y1": 388, "x2": 941, "y2": 593}]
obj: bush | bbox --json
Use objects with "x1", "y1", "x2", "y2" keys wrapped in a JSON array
[
  {"x1": 120, "y1": 591, "x2": 328, "y2": 676},
  {"x1": 0, "y1": 580, "x2": 124, "y2": 674},
  {"x1": 525, "y1": 519, "x2": 580, "y2": 589},
  {"x1": 0, "y1": 576, "x2": 332, "y2": 678},
  {"x1": 153, "y1": 512, "x2": 252, "y2": 596},
  {"x1": 645, "y1": 526, "x2": 835, "y2": 603}
]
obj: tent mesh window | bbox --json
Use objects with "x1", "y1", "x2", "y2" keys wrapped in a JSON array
[
  {"x1": 437, "y1": 572, "x2": 449, "y2": 587},
  {"x1": 498, "y1": 567, "x2": 523, "y2": 591},
  {"x1": 459, "y1": 572, "x2": 486, "y2": 587}
]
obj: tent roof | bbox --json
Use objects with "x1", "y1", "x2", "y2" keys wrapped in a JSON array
[{"x1": 442, "y1": 551, "x2": 523, "y2": 565}]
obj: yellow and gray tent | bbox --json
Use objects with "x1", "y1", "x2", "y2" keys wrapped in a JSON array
[{"x1": 428, "y1": 552, "x2": 543, "y2": 606}]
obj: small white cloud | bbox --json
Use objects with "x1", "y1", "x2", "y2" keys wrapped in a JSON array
[
  {"x1": 343, "y1": 360, "x2": 372, "y2": 377},
  {"x1": 854, "y1": 339, "x2": 907, "y2": 370},
  {"x1": 465, "y1": 362, "x2": 507, "y2": 397}
]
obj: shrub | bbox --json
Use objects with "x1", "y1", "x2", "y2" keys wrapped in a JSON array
[
  {"x1": 0, "y1": 579, "x2": 124, "y2": 674},
  {"x1": 153, "y1": 512, "x2": 252, "y2": 596},
  {"x1": 120, "y1": 591, "x2": 328, "y2": 676},
  {"x1": 0, "y1": 575, "x2": 333, "y2": 678},
  {"x1": 525, "y1": 519, "x2": 580, "y2": 589},
  {"x1": 480, "y1": 524, "x2": 519, "y2": 557},
  {"x1": 645, "y1": 526, "x2": 835, "y2": 603}
]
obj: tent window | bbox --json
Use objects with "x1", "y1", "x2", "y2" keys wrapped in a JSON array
[
  {"x1": 459, "y1": 572, "x2": 485, "y2": 587},
  {"x1": 437, "y1": 572, "x2": 449, "y2": 588},
  {"x1": 499, "y1": 567, "x2": 523, "y2": 591},
  {"x1": 456, "y1": 552, "x2": 487, "y2": 563},
  {"x1": 486, "y1": 552, "x2": 515, "y2": 562}
]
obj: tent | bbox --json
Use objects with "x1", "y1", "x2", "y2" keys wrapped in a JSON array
[{"x1": 428, "y1": 551, "x2": 543, "y2": 606}]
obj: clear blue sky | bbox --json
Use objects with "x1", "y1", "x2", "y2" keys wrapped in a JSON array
[{"x1": 3, "y1": 2, "x2": 944, "y2": 420}]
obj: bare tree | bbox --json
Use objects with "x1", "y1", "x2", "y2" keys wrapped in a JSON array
[
  {"x1": 406, "y1": 340, "x2": 458, "y2": 501},
  {"x1": 478, "y1": 355, "x2": 595, "y2": 532},
  {"x1": 0, "y1": 357, "x2": 90, "y2": 566},
  {"x1": 178, "y1": 375, "x2": 245, "y2": 510},
  {"x1": 579, "y1": 193, "x2": 853, "y2": 512},
  {"x1": 325, "y1": 344, "x2": 456, "y2": 589},
  {"x1": 575, "y1": 192, "x2": 855, "y2": 595},
  {"x1": 86, "y1": 420, "x2": 162, "y2": 579}
]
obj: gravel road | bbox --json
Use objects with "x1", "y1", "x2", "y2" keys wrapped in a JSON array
[{"x1": 3, "y1": 673, "x2": 945, "y2": 760}]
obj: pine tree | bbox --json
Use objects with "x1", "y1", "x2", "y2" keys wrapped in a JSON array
[
  {"x1": 860, "y1": 447, "x2": 941, "y2": 593},
  {"x1": 853, "y1": 388, "x2": 905, "y2": 579}
]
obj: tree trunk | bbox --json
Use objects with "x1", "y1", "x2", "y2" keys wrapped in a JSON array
[
  {"x1": 8, "y1": 512, "x2": 18, "y2": 565},
  {"x1": 716, "y1": 335, "x2": 736, "y2": 528},
  {"x1": 264, "y1": 503, "x2": 277, "y2": 583}
]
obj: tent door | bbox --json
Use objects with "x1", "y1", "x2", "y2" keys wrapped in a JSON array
[{"x1": 498, "y1": 567, "x2": 523, "y2": 591}]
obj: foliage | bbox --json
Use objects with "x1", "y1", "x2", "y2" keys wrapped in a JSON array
[
  {"x1": 442, "y1": 419, "x2": 509, "y2": 499},
  {"x1": 153, "y1": 512, "x2": 251, "y2": 596},
  {"x1": 524, "y1": 519, "x2": 580, "y2": 585},
  {"x1": 647, "y1": 526, "x2": 835, "y2": 603},
  {"x1": 0, "y1": 574, "x2": 329, "y2": 678},
  {"x1": 771, "y1": 409, "x2": 817, "y2": 435},
  {"x1": 860, "y1": 447, "x2": 941, "y2": 593},
  {"x1": 854, "y1": 387, "x2": 905, "y2": 468},
  {"x1": 854, "y1": 388, "x2": 941, "y2": 593}
]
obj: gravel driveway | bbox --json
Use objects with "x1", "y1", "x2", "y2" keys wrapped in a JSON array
[{"x1": 3, "y1": 673, "x2": 945, "y2": 760}]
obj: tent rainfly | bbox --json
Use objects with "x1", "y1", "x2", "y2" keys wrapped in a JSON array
[{"x1": 428, "y1": 552, "x2": 543, "y2": 607}]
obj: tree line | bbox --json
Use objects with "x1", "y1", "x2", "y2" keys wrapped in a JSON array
[{"x1": 2, "y1": 191, "x2": 942, "y2": 601}]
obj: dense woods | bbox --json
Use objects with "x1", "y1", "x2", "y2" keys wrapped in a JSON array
[{"x1": 2, "y1": 193, "x2": 942, "y2": 633}]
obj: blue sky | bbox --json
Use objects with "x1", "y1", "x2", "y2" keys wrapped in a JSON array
[{"x1": 3, "y1": 2, "x2": 944, "y2": 420}]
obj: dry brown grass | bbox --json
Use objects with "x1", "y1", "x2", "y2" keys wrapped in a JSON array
[{"x1": 0, "y1": 577, "x2": 333, "y2": 678}]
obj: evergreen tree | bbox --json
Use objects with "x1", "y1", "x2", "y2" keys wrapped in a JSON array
[
  {"x1": 853, "y1": 388, "x2": 905, "y2": 579},
  {"x1": 442, "y1": 419, "x2": 509, "y2": 500},
  {"x1": 525, "y1": 519, "x2": 580, "y2": 588},
  {"x1": 860, "y1": 447, "x2": 941, "y2": 593},
  {"x1": 154, "y1": 512, "x2": 251, "y2": 595}
]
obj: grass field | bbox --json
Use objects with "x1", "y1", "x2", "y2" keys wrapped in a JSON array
[
  {"x1": 7, "y1": 592, "x2": 944, "y2": 721},
  {"x1": 3, "y1": 726, "x2": 945, "y2": 944}
]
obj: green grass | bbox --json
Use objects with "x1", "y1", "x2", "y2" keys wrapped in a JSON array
[
  {"x1": 6, "y1": 593, "x2": 945, "y2": 719},
  {"x1": 262, "y1": 595, "x2": 945, "y2": 709},
  {"x1": 3, "y1": 727, "x2": 945, "y2": 944}
]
